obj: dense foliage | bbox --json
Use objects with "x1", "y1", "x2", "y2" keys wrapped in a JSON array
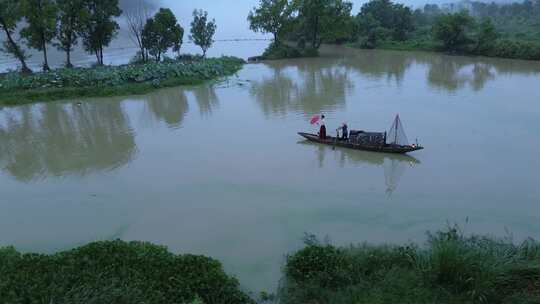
[
  {"x1": 281, "y1": 227, "x2": 540, "y2": 304},
  {"x1": 261, "y1": 41, "x2": 318, "y2": 60},
  {"x1": 292, "y1": 0, "x2": 355, "y2": 48},
  {"x1": 0, "y1": 240, "x2": 253, "y2": 304},
  {"x1": 357, "y1": 0, "x2": 414, "y2": 42},
  {"x1": 0, "y1": 56, "x2": 244, "y2": 104},
  {"x1": 467, "y1": 0, "x2": 540, "y2": 41},
  {"x1": 432, "y1": 11, "x2": 476, "y2": 52},
  {"x1": 390, "y1": 0, "x2": 540, "y2": 59},
  {"x1": 248, "y1": 0, "x2": 540, "y2": 61},
  {"x1": 142, "y1": 8, "x2": 184, "y2": 62},
  {"x1": 0, "y1": 0, "x2": 32, "y2": 74}
]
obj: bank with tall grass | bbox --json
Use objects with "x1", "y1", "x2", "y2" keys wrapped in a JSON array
[
  {"x1": 2, "y1": 228, "x2": 539, "y2": 303},
  {"x1": 280, "y1": 227, "x2": 540, "y2": 304},
  {"x1": 0, "y1": 56, "x2": 244, "y2": 106}
]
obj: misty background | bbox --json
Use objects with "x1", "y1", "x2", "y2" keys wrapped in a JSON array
[{"x1": 0, "y1": 0, "x2": 517, "y2": 71}]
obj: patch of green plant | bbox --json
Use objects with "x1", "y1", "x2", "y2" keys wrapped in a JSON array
[
  {"x1": 487, "y1": 39, "x2": 540, "y2": 60},
  {"x1": 261, "y1": 42, "x2": 319, "y2": 60},
  {"x1": 0, "y1": 240, "x2": 254, "y2": 304},
  {"x1": 0, "y1": 56, "x2": 244, "y2": 105},
  {"x1": 280, "y1": 227, "x2": 540, "y2": 304}
]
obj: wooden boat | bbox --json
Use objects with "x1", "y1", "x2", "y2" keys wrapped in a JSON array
[
  {"x1": 299, "y1": 115, "x2": 424, "y2": 154},
  {"x1": 298, "y1": 132, "x2": 423, "y2": 154}
]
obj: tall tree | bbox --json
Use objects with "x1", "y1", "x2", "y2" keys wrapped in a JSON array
[
  {"x1": 21, "y1": 0, "x2": 57, "y2": 71},
  {"x1": 432, "y1": 11, "x2": 475, "y2": 52},
  {"x1": 125, "y1": 0, "x2": 152, "y2": 62},
  {"x1": 79, "y1": 0, "x2": 122, "y2": 66},
  {"x1": 248, "y1": 0, "x2": 292, "y2": 44},
  {"x1": 0, "y1": 0, "x2": 32, "y2": 74},
  {"x1": 320, "y1": 0, "x2": 355, "y2": 43},
  {"x1": 357, "y1": 0, "x2": 414, "y2": 41},
  {"x1": 189, "y1": 9, "x2": 216, "y2": 58},
  {"x1": 292, "y1": 0, "x2": 353, "y2": 49},
  {"x1": 54, "y1": 0, "x2": 85, "y2": 67},
  {"x1": 142, "y1": 8, "x2": 184, "y2": 62}
]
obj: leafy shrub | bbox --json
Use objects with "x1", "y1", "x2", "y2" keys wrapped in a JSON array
[
  {"x1": 177, "y1": 53, "x2": 205, "y2": 62},
  {"x1": 0, "y1": 240, "x2": 253, "y2": 304},
  {"x1": 488, "y1": 39, "x2": 540, "y2": 60},
  {"x1": 261, "y1": 42, "x2": 318, "y2": 60},
  {"x1": 281, "y1": 227, "x2": 540, "y2": 304}
]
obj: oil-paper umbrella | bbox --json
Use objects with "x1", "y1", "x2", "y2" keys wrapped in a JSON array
[{"x1": 310, "y1": 114, "x2": 320, "y2": 125}]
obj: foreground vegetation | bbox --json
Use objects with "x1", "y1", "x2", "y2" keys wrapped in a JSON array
[
  {"x1": 0, "y1": 56, "x2": 244, "y2": 105},
  {"x1": 248, "y1": 0, "x2": 540, "y2": 61},
  {"x1": 281, "y1": 227, "x2": 540, "y2": 304},
  {"x1": 0, "y1": 240, "x2": 253, "y2": 304},
  {"x1": 1, "y1": 227, "x2": 539, "y2": 303}
]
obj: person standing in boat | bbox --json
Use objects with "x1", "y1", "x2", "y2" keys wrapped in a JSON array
[
  {"x1": 340, "y1": 123, "x2": 348, "y2": 140},
  {"x1": 318, "y1": 115, "x2": 327, "y2": 139}
]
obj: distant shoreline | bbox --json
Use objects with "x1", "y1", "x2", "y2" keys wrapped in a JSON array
[{"x1": 348, "y1": 39, "x2": 540, "y2": 62}]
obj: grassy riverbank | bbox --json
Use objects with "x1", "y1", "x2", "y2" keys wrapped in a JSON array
[
  {"x1": 0, "y1": 57, "x2": 244, "y2": 106},
  {"x1": 281, "y1": 227, "x2": 540, "y2": 304},
  {"x1": 2, "y1": 228, "x2": 539, "y2": 303},
  {"x1": 0, "y1": 240, "x2": 253, "y2": 304},
  {"x1": 352, "y1": 38, "x2": 540, "y2": 61}
]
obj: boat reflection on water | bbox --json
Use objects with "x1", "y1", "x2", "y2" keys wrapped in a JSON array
[{"x1": 298, "y1": 140, "x2": 420, "y2": 196}]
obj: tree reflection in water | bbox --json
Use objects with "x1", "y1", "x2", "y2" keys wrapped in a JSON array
[
  {"x1": 191, "y1": 84, "x2": 219, "y2": 116},
  {"x1": 250, "y1": 57, "x2": 354, "y2": 117},
  {"x1": 251, "y1": 45, "x2": 540, "y2": 114},
  {"x1": 144, "y1": 87, "x2": 189, "y2": 129},
  {"x1": 341, "y1": 47, "x2": 500, "y2": 92},
  {"x1": 0, "y1": 100, "x2": 136, "y2": 181},
  {"x1": 338, "y1": 47, "x2": 414, "y2": 85},
  {"x1": 299, "y1": 140, "x2": 420, "y2": 196}
]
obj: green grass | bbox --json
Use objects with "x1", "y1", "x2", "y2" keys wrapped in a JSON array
[
  {"x1": 0, "y1": 240, "x2": 254, "y2": 304},
  {"x1": 350, "y1": 23, "x2": 540, "y2": 61},
  {"x1": 1, "y1": 228, "x2": 539, "y2": 303},
  {"x1": 0, "y1": 57, "x2": 244, "y2": 106},
  {"x1": 280, "y1": 228, "x2": 540, "y2": 304}
]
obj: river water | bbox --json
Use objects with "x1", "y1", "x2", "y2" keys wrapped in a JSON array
[{"x1": 1, "y1": 45, "x2": 540, "y2": 293}]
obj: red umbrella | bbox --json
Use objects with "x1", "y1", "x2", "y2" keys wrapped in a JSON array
[{"x1": 310, "y1": 114, "x2": 320, "y2": 125}]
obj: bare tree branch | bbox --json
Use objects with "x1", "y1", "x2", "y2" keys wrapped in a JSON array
[{"x1": 124, "y1": 0, "x2": 152, "y2": 62}]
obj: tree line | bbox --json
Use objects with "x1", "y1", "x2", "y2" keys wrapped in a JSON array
[
  {"x1": 248, "y1": 0, "x2": 540, "y2": 60},
  {"x1": 0, "y1": 0, "x2": 217, "y2": 74}
]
